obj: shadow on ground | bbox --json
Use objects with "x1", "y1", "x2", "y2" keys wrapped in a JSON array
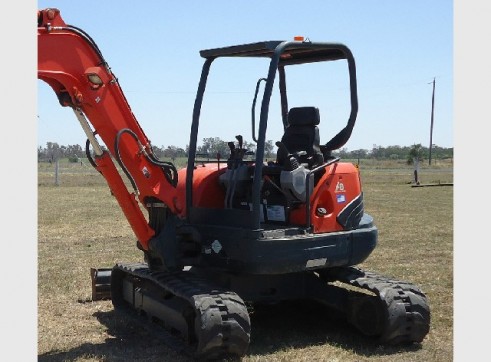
[
  {"x1": 38, "y1": 309, "x2": 192, "y2": 362},
  {"x1": 39, "y1": 300, "x2": 421, "y2": 361},
  {"x1": 247, "y1": 300, "x2": 422, "y2": 357}
]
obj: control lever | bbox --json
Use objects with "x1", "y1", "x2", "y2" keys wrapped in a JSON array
[
  {"x1": 236, "y1": 135, "x2": 243, "y2": 150},
  {"x1": 275, "y1": 141, "x2": 289, "y2": 156},
  {"x1": 276, "y1": 141, "x2": 299, "y2": 171}
]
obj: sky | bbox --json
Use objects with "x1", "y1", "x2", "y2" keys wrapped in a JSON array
[{"x1": 37, "y1": 1, "x2": 453, "y2": 152}]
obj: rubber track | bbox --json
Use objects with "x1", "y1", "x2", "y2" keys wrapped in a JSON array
[
  {"x1": 112, "y1": 263, "x2": 251, "y2": 360},
  {"x1": 323, "y1": 266, "x2": 431, "y2": 344}
]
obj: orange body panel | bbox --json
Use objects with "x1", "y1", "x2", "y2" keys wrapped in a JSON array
[
  {"x1": 173, "y1": 164, "x2": 226, "y2": 217},
  {"x1": 289, "y1": 162, "x2": 362, "y2": 233}
]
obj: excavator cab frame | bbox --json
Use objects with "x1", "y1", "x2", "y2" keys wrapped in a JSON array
[
  {"x1": 170, "y1": 39, "x2": 377, "y2": 276},
  {"x1": 186, "y1": 40, "x2": 359, "y2": 230}
]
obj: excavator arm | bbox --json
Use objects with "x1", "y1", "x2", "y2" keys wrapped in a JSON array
[{"x1": 38, "y1": 8, "x2": 182, "y2": 251}]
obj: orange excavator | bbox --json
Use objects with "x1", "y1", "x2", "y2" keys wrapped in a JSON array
[{"x1": 38, "y1": 8, "x2": 430, "y2": 360}]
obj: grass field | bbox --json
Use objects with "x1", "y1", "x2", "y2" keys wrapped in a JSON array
[{"x1": 38, "y1": 159, "x2": 453, "y2": 361}]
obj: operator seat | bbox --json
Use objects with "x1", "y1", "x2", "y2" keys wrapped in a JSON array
[{"x1": 276, "y1": 106, "x2": 324, "y2": 169}]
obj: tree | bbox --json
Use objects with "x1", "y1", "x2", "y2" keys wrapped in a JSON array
[
  {"x1": 46, "y1": 142, "x2": 61, "y2": 162},
  {"x1": 197, "y1": 137, "x2": 230, "y2": 159},
  {"x1": 407, "y1": 143, "x2": 425, "y2": 185},
  {"x1": 337, "y1": 147, "x2": 350, "y2": 158},
  {"x1": 407, "y1": 144, "x2": 424, "y2": 165},
  {"x1": 264, "y1": 140, "x2": 275, "y2": 159},
  {"x1": 163, "y1": 145, "x2": 186, "y2": 161},
  {"x1": 37, "y1": 140, "x2": 453, "y2": 164},
  {"x1": 370, "y1": 145, "x2": 386, "y2": 159}
]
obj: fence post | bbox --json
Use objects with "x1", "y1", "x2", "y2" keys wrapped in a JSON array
[
  {"x1": 413, "y1": 157, "x2": 420, "y2": 185},
  {"x1": 55, "y1": 160, "x2": 60, "y2": 186}
]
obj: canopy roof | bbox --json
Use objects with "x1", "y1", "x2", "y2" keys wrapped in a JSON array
[{"x1": 199, "y1": 40, "x2": 348, "y2": 65}]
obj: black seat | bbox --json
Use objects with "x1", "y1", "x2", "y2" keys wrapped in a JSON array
[{"x1": 276, "y1": 106, "x2": 324, "y2": 169}]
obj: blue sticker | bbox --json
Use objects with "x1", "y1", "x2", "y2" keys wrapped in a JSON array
[{"x1": 336, "y1": 194, "x2": 346, "y2": 203}]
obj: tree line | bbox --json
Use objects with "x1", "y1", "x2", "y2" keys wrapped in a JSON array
[{"x1": 38, "y1": 139, "x2": 453, "y2": 164}]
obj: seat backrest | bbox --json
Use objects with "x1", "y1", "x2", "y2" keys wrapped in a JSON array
[{"x1": 276, "y1": 107, "x2": 324, "y2": 168}]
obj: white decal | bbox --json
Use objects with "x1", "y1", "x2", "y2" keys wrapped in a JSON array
[
  {"x1": 335, "y1": 181, "x2": 345, "y2": 192},
  {"x1": 211, "y1": 240, "x2": 222, "y2": 254},
  {"x1": 266, "y1": 205, "x2": 285, "y2": 222},
  {"x1": 306, "y1": 258, "x2": 327, "y2": 268}
]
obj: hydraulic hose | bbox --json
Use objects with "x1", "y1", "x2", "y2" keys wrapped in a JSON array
[
  {"x1": 114, "y1": 129, "x2": 178, "y2": 195},
  {"x1": 85, "y1": 138, "x2": 98, "y2": 170}
]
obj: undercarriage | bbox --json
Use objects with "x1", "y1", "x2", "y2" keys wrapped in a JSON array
[{"x1": 92, "y1": 263, "x2": 430, "y2": 360}]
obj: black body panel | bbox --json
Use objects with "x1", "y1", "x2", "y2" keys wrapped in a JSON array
[{"x1": 191, "y1": 209, "x2": 377, "y2": 274}]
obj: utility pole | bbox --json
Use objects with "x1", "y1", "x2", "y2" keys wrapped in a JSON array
[{"x1": 428, "y1": 77, "x2": 436, "y2": 165}]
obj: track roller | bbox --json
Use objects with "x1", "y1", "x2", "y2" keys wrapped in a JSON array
[
  {"x1": 110, "y1": 263, "x2": 251, "y2": 360},
  {"x1": 319, "y1": 267, "x2": 431, "y2": 344}
]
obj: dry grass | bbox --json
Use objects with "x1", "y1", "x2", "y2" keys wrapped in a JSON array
[{"x1": 38, "y1": 160, "x2": 453, "y2": 361}]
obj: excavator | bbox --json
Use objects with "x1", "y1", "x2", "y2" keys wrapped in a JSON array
[{"x1": 38, "y1": 8, "x2": 430, "y2": 360}]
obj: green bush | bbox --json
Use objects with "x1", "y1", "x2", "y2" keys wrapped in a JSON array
[{"x1": 68, "y1": 155, "x2": 79, "y2": 163}]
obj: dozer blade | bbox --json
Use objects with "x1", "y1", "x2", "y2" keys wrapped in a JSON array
[{"x1": 90, "y1": 267, "x2": 112, "y2": 301}]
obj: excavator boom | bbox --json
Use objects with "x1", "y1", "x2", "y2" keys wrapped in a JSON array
[{"x1": 38, "y1": 8, "x2": 181, "y2": 250}]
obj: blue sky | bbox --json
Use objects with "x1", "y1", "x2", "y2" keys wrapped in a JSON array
[{"x1": 37, "y1": 0, "x2": 453, "y2": 152}]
